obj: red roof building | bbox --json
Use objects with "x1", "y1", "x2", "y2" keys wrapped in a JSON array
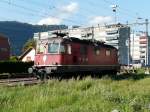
[{"x1": 0, "y1": 34, "x2": 10, "y2": 60}]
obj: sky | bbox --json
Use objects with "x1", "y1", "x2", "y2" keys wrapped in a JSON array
[{"x1": 0, "y1": 0, "x2": 150, "y2": 28}]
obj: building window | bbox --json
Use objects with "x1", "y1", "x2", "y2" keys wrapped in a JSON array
[
  {"x1": 140, "y1": 51, "x2": 145, "y2": 53},
  {"x1": 106, "y1": 30, "x2": 118, "y2": 35},
  {"x1": 140, "y1": 46, "x2": 146, "y2": 48},
  {"x1": 106, "y1": 49, "x2": 111, "y2": 56},
  {"x1": 140, "y1": 56, "x2": 145, "y2": 58}
]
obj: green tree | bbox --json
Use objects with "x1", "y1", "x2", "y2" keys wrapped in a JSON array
[
  {"x1": 9, "y1": 56, "x2": 18, "y2": 62},
  {"x1": 22, "y1": 38, "x2": 36, "y2": 53}
]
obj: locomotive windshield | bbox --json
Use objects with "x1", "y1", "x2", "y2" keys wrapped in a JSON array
[
  {"x1": 48, "y1": 43, "x2": 59, "y2": 53},
  {"x1": 36, "y1": 41, "x2": 71, "y2": 54},
  {"x1": 48, "y1": 43, "x2": 71, "y2": 54},
  {"x1": 36, "y1": 43, "x2": 45, "y2": 54}
]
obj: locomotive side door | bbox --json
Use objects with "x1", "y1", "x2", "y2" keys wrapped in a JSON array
[
  {"x1": 72, "y1": 49, "x2": 79, "y2": 64},
  {"x1": 71, "y1": 43, "x2": 80, "y2": 65},
  {"x1": 80, "y1": 45, "x2": 88, "y2": 65},
  {"x1": 71, "y1": 43, "x2": 88, "y2": 65}
]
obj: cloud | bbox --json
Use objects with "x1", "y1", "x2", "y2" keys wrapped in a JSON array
[
  {"x1": 61, "y1": 2, "x2": 78, "y2": 14},
  {"x1": 37, "y1": 2, "x2": 79, "y2": 25},
  {"x1": 38, "y1": 17, "x2": 62, "y2": 25},
  {"x1": 89, "y1": 16, "x2": 113, "y2": 25}
]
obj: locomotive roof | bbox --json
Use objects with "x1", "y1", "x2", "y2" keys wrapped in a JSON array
[
  {"x1": 63, "y1": 37, "x2": 116, "y2": 49},
  {"x1": 38, "y1": 36, "x2": 116, "y2": 49}
]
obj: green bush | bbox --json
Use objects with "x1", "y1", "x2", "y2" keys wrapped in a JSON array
[
  {"x1": 9, "y1": 56, "x2": 19, "y2": 62},
  {"x1": 0, "y1": 61, "x2": 34, "y2": 73},
  {"x1": 136, "y1": 68, "x2": 145, "y2": 74}
]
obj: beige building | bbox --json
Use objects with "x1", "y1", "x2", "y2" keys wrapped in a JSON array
[{"x1": 19, "y1": 48, "x2": 35, "y2": 62}]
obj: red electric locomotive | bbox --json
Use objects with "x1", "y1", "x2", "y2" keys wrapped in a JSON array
[{"x1": 28, "y1": 33, "x2": 120, "y2": 79}]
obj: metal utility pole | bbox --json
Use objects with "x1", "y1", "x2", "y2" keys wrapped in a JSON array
[
  {"x1": 145, "y1": 19, "x2": 149, "y2": 37},
  {"x1": 91, "y1": 26, "x2": 94, "y2": 42},
  {"x1": 132, "y1": 30, "x2": 135, "y2": 65},
  {"x1": 111, "y1": 5, "x2": 118, "y2": 24},
  {"x1": 145, "y1": 19, "x2": 149, "y2": 66}
]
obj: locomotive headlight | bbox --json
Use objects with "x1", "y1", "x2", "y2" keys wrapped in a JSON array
[
  {"x1": 43, "y1": 55, "x2": 47, "y2": 63},
  {"x1": 28, "y1": 68, "x2": 33, "y2": 74}
]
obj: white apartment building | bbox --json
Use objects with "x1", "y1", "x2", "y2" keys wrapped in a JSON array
[
  {"x1": 140, "y1": 36, "x2": 147, "y2": 64},
  {"x1": 129, "y1": 32, "x2": 150, "y2": 67},
  {"x1": 130, "y1": 34, "x2": 141, "y2": 67}
]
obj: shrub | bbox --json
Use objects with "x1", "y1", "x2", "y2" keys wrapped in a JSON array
[
  {"x1": 0, "y1": 61, "x2": 34, "y2": 73},
  {"x1": 9, "y1": 56, "x2": 19, "y2": 62}
]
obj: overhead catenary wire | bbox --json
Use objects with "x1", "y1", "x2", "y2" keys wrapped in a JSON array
[
  {"x1": 0, "y1": 4, "x2": 42, "y2": 22},
  {"x1": 21, "y1": 0, "x2": 98, "y2": 23},
  {"x1": 20, "y1": 0, "x2": 88, "y2": 23},
  {"x1": 1, "y1": 0, "x2": 134, "y2": 26},
  {"x1": 85, "y1": 0, "x2": 115, "y2": 15},
  {"x1": 1, "y1": 0, "x2": 149, "y2": 29},
  {"x1": 57, "y1": 0, "x2": 99, "y2": 16},
  {"x1": 103, "y1": 0, "x2": 145, "y2": 20},
  {"x1": 0, "y1": 0, "x2": 84, "y2": 26},
  {"x1": 87, "y1": 0, "x2": 139, "y2": 21}
]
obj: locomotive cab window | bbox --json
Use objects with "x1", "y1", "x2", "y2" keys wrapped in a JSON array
[
  {"x1": 48, "y1": 43, "x2": 59, "y2": 53},
  {"x1": 94, "y1": 47, "x2": 100, "y2": 55},
  {"x1": 60, "y1": 44, "x2": 66, "y2": 53},
  {"x1": 37, "y1": 43, "x2": 45, "y2": 54},
  {"x1": 60, "y1": 44, "x2": 72, "y2": 54},
  {"x1": 106, "y1": 49, "x2": 111, "y2": 56},
  {"x1": 67, "y1": 44, "x2": 71, "y2": 54}
]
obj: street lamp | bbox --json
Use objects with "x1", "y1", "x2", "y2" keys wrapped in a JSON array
[{"x1": 110, "y1": 5, "x2": 118, "y2": 24}]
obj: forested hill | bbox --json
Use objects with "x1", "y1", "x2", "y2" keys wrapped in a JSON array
[{"x1": 0, "y1": 21, "x2": 68, "y2": 55}]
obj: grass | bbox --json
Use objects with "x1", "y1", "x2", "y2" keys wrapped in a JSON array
[{"x1": 0, "y1": 75, "x2": 150, "y2": 112}]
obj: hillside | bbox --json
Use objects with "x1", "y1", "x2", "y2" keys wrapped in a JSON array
[{"x1": 0, "y1": 21, "x2": 68, "y2": 55}]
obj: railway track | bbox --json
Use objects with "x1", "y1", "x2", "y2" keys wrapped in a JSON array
[{"x1": 0, "y1": 77, "x2": 40, "y2": 87}]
